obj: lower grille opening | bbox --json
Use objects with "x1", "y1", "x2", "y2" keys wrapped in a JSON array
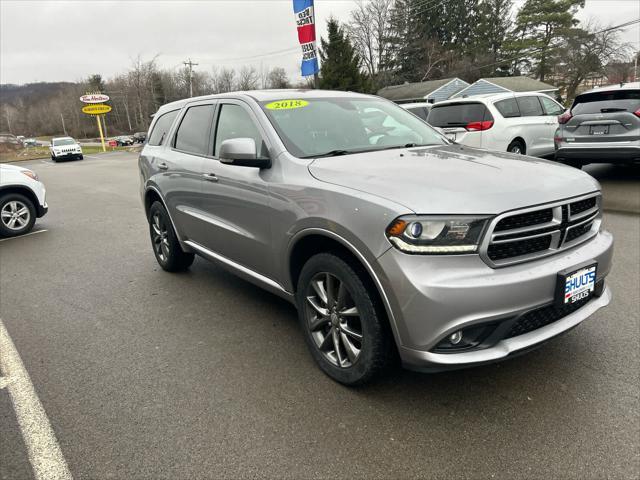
[
  {"x1": 488, "y1": 235, "x2": 552, "y2": 261},
  {"x1": 505, "y1": 296, "x2": 592, "y2": 339}
]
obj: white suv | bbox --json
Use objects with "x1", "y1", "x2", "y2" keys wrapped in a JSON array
[
  {"x1": 427, "y1": 92, "x2": 565, "y2": 157},
  {"x1": 50, "y1": 136, "x2": 83, "y2": 161},
  {"x1": 0, "y1": 163, "x2": 48, "y2": 237}
]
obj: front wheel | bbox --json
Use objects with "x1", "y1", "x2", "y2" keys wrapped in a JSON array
[
  {"x1": 296, "y1": 252, "x2": 393, "y2": 386},
  {"x1": 0, "y1": 194, "x2": 36, "y2": 237},
  {"x1": 148, "y1": 201, "x2": 195, "y2": 272}
]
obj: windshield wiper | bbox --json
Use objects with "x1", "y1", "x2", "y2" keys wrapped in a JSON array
[
  {"x1": 600, "y1": 108, "x2": 626, "y2": 113},
  {"x1": 304, "y1": 149, "x2": 352, "y2": 158}
]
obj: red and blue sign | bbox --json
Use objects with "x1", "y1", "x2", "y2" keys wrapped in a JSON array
[{"x1": 293, "y1": 0, "x2": 319, "y2": 76}]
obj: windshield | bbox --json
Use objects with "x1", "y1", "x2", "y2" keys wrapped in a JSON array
[
  {"x1": 259, "y1": 97, "x2": 446, "y2": 158},
  {"x1": 53, "y1": 138, "x2": 76, "y2": 146},
  {"x1": 572, "y1": 89, "x2": 640, "y2": 115}
]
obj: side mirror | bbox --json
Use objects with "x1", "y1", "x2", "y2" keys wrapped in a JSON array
[{"x1": 219, "y1": 138, "x2": 270, "y2": 168}]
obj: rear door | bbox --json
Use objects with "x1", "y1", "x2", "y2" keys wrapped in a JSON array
[
  {"x1": 427, "y1": 102, "x2": 493, "y2": 148},
  {"x1": 514, "y1": 96, "x2": 548, "y2": 156},
  {"x1": 538, "y1": 95, "x2": 565, "y2": 155},
  {"x1": 564, "y1": 89, "x2": 640, "y2": 146}
]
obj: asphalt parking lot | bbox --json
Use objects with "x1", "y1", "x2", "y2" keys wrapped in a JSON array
[{"x1": 1, "y1": 151, "x2": 639, "y2": 479}]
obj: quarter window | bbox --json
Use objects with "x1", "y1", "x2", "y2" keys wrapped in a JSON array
[
  {"x1": 494, "y1": 98, "x2": 520, "y2": 118},
  {"x1": 148, "y1": 110, "x2": 179, "y2": 146},
  {"x1": 516, "y1": 96, "x2": 544, "y2": 117},
  {"x1": 174, "y1": 105, "x2": 215, "y2": 155},
  {"x1": 214, "y1": 104, "x2": 264, "y2": 157},
  {"x1": 539, "y1": 96, "x2": 564, "y2": 116}
]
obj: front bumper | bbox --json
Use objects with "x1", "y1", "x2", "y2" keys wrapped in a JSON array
[
  {"x1": 377, "y1": 230, "x2": 614, "y2": 371},
  {"x1": 53, "y1": 152, "x2": 82, "y2": 159}
]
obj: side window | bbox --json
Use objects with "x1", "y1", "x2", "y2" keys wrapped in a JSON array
[
  {"x1": 494, "y1": 98, "x2": 520, "y2": 118},
  {"x1": 516, "y1": 96, "x2": 544, "y2": 117},
  {"x1": 408, "y1": 107, "x2": 428, "y2": 120},
  {"x1": 148, "y1": 110, "x2": 179, "y2": 146},
  {"x1": 539, "y1": 96, "x2": 565, "y2": 116},
  {"x1": 214, "y1": 104, "x2": 265, "y2": 157},
  {"x1": 174, "y1": 105, "x2": 214, "y2": 155}
]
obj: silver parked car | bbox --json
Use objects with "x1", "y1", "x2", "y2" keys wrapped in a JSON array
[
  {"x1": 139, "y1": 90, "x2": 613, "y2": 385},
  {"x1": 555, "y1": 82, "x2": 640, "y2": 168}
]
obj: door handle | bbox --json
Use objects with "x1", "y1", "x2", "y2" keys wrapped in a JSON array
[
  {"x1": 158, "y1": 162, "x2": 168, "y2": 170},
  {"x1": 203, "y1": 173, "x2": 219, "y2": 182}
]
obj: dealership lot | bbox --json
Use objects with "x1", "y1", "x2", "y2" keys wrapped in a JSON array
[{"x1": 1, "y1": 152, "x2": 638, "y2": 479}]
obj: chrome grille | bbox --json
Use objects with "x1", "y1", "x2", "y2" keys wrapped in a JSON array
[{"x1": 480, "y1": 193, "x2": 601, "y2": 267}]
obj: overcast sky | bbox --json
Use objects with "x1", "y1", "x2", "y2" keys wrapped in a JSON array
[{"x1": 1, "y1": 0, "x2": 639, "y2": 85}]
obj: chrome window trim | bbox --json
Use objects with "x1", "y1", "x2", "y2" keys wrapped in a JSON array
[{"x1": 480, "y1": 192, "x2": 601, "y2": 268}]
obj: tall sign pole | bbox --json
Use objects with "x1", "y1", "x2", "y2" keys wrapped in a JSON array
[
  {"x1": 80, "y1": 94, "x2": 111, "y2": 153},
  {"x1": 293, "y1": 0, "x2": 320, "y2": 86}
]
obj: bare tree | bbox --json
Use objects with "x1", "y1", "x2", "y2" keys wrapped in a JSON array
[
  {"x1": 237, "y1": 65, "x2": 259, "y2": 90},
  {"x1": 347, "y1": 0, "x2": 394, "y2": 89},
  {"x1": 212, "y1": 67, "x2": 236, "y2": 93},
  {"x1": 266, "y1": 67, "x2": 290, "y2": 89}
]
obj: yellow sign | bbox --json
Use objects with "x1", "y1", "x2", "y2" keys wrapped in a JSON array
[
  {"x1": 265, "y1": 99, "x2": 309, "y2": 110},
  {"x1": 82, "y1": 103, "x2": 112, "y2": 115}
]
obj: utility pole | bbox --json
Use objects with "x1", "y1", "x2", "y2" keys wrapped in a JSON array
[
  {"x1": 183, "y1": 58, "x2": 199, "y2": 97},
  {"x1": 60, "y1": 113, "x2": 67, "y2": 135}
]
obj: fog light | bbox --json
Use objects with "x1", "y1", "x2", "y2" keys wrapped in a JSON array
[{"x1": 449, "y1": 330, "x2": 463, "y2": 345}]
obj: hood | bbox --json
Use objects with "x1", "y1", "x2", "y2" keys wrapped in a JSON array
[
  {"x1": 308, "y1": 145, "x2": 600, "y2": 214},
  {"x1": 0, "y1": 163, "x2": 29, "y2": 173}
]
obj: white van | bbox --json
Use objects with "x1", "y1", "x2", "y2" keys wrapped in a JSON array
[{"x1": 427, "y1": 92, "x2": 565, "y2": 157}]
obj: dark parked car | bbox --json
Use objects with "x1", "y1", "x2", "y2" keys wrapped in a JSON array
[
  {"x1": 133, "y1": 132, "x2": 147, "y2": 143},
  {"x1": 555, "y1": 82, "x2": 640, "y2": 168},
  {"x1": 115, "y1": 136, "x2": 134, "y2": 146}
]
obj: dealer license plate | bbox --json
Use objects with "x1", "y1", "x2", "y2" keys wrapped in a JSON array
[
  {"x1": 558, "y1": 264, "x2": 597, "y2": 305},
  {"x1": 589, "y1": 125, "x2": 609, "y2": 135}
]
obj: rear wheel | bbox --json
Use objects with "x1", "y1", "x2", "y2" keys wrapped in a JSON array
[
  {"x1": 296, "y1": 252, "x2": 392, "y2": 386},
  {"x1": 148, "y1": 201, "x2": 194, "y2": 272},
  {"x1": 563, "y1": 159, "x2": 582, "y2": 169},
  {"x1": 0, "y1": 194, "x2": 36, "y2": 237},
  {"x1": 507, "y1": 140, "x2": 525, "y2": 155}
]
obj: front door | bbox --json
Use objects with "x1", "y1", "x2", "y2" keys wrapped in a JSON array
[{"x1": 199, "y1": 100, "x2": 274, "y2": 277}]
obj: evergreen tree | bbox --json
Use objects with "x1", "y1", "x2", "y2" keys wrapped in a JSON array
[
  {"x1": 473, "y1": 0, "x2": 514, "y2": 76},
  {"x1": 319, "y1": 18, "x2": 369, "y2": 92},
  {"x1": 508, "y1": 0, "x2": 584, "y2": 81},
  {"x1": 87, "y1": 74, "x2": 105, "y2": 93}
]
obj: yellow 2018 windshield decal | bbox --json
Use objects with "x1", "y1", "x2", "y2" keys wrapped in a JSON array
[{"x1": 265, "y1": 100, "x2": 309, "y2": 110}]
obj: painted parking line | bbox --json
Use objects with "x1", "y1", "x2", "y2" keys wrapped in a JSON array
[
  {"x1": 0, "y1": 319, "x2": 73, "y2": 480},
  {"x1": 0, "y1": 229, "x2": 48, "y2": 243}
]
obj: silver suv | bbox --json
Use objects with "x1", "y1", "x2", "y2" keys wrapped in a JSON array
[
  {"x1": 139, "y1": 90, "x2": 613, "y2": 385},
  {"x1": 555, "y1": 82, "x2": 640, "y2": 168}
]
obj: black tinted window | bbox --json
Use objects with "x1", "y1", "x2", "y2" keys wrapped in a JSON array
[
  {"x1": 572, "y1": 89, "x2": 640, "y2": 115},
  {"x1": 408, "y1": 107, "x2": 428, "y2": 120},
  {"x1": 214, "y1": 104, "x2": 264, "y2": 157},
  {"x1": 539, "y1": 96, "x2": 564, "y2": 115},
  {"x1": 495, "y1": 98, "x2": 520, "y2": 118},
  {"x1": 428, "y1": 103, "x2": 492, "y2": 127},
  {"x1": 516, "y1": 96, "x2": 544, "y2": 116},
  {"x1": 148, "y1": 110, "x2": 179, "y2": 146},
  {"x1": 174, "y1": 105, "x2": 214, "y2": 155}
]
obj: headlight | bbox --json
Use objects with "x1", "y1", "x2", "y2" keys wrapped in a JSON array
[
  {"x1": 386, "y1": 216, "x2": 490, "y2": 254},
  {"x1": 20, "y1": 169, "x2": 38, "y2": 181}
]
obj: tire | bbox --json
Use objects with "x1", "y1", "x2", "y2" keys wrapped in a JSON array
[
  {"x1": 0, "y1": 193, "x2": 36, "y2": 237},
  {"x1": 296, "y1": 252, "x2": 393, "y2": 386},
  {"x1": 148, "y1": 201, "x2": 194, "y2": 272},
  {"x1": 51, "y1": 155, "x2": 56, "y2": 162},
  {"x1": 78, "y1": 155, "x2": 84, "y2": 160},
  {"x1": 563, "y1": 159, "x2": 582, "y2": 169},
  {"x1": 507, "y1": 140, "x2": 525, "y2": 155}
]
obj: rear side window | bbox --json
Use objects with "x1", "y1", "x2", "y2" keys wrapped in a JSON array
[
  {"x1": 148, "y1": 110, "x2": 179, "y2": 146},
  {"x1": 408, "y1": 107, "x2": 428, "y2": 121},
  {"x1": 516, "y1": 96, "x2": 544, "y2": 116},
  {"x1": 572, "y1": 89, "x2": 640, "y2": 115},
  {"x1": 428, "y1": 103, "x2": 492, "y2": 127},
  {"x1": 539, "y1": 96, "x2": 564, "y2": 115},
  {"x1": 174, "y1": 105, "x2": 215, "y2": 155},
  {"x1": 494, "y1": 98, "x2": 520, "y2": 118}
]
